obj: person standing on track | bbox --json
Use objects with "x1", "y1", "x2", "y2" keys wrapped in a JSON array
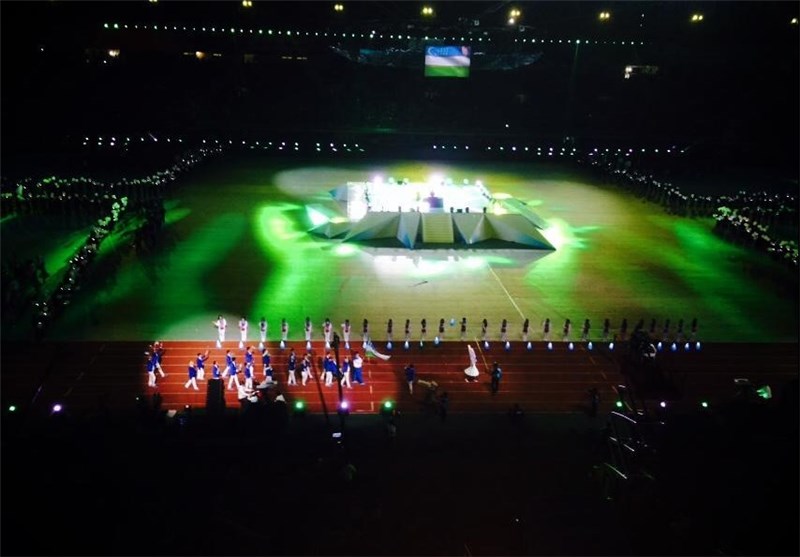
[
  {"x1": 352, "y1": 351, "x2": 365, "y2": 385},
  {"x1": 542, "y1": 318, "x2": 551, "y2": 341},
  {"x1": 323, "y1": 353, "x2": 336, "y2": 387},
  {"x1": 211, "y1": 360, "x2": 221, "y2": 380},
  {"x1": 263, "y1": 348, "x2": 275, "y2": 383},
  {"x1": 281, "y1": 318, "x2": 289, "y2": 342},
  {"x1": 460, "y1": 317, "x2": 467, "y2": 340},
  {"x1": 304, "y1": 317, "x2": 312, "y2": 343},
  {"x1": 500, "y1": 319, "x2": 508, "y2": 342},
  {"x1": 224, "y1": 353, "x2": 239, "y2": 390},
  {"x1": 196, "y1": 350, "x2": 209, "y2": 381},
  {"x1": 146, "y1": 356, "x2": 157, "y2": 388},
  {"x1": 405, "y1": 363, "x2": 416, "y2": 395},
  {"x1": 301, "y1": 353, "x2": 313, "y2": 386},
  {"x1": 151, "y1": 341, "x2": 166, "y2": 378},
  {"x1": 287, "y1": 348, "x2": 297, "y2": 385},
  {"x1": 340, "y1": 356, "x2": 352, "y2": 389},
  {"x1": 490, "y1": 361, "x2": 502, "y2": 395},
  {"x1": 242, "y1": 359, "x2": 254, "y2": 390},
  {"x1": 213, "y1": 314, "x2": 227, "y2": 348},
  {"x1": 184, "y1": 360, "x2": 199, "y2": 391},
  {"x1": 522, "y1": 318, "x2": 530, "y2": 342}
]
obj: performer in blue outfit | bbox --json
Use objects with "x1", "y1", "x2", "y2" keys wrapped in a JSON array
[
  {"x1": 287, "y1": 348, "x2": 297, "y2": 385},
  {"x1": 261, "y1": 348, "x2": 274, "y2": 382},
  {"x1": 184, "y1": 361, "x2": 199, "y2": 390},
  {"x1": 405, "y1": 363, "x2": 416, "y2": 395}
]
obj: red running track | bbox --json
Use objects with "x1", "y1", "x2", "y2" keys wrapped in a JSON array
[{"x1": 2, "y1": 340, "x2": 796, "y2": 417}]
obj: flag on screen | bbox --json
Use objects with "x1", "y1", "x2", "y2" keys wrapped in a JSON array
[{"x1": 424, "y1": 46, "x2": 471, "y2": 78}]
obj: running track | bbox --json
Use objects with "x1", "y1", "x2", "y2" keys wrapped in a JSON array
[{"x1": 2, "y1": 340, "x2": 796, "y2": 418}]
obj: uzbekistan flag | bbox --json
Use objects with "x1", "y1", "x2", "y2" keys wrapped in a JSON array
[{"x1": 424, "y1": 45, "x2": 471, "y2": 78}]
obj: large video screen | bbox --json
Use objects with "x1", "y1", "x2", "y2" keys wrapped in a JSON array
[{"x1": 424, "y1": 45, "x2": 471, "y2": 78}]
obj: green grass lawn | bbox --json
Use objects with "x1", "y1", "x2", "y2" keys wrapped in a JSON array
[{"x1": 3, "y1": 155, "x2": 797, "y2": 342}]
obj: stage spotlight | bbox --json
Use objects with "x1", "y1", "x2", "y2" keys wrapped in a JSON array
[
  {"x1": 615, "y1": 400, "x2": 623, "y2": 409},
  {"x1": 505, "y1": 341, "x2": 511, "y2": 351},
  {"x1": 587, "y1": 341, "x2": 593, "y2": 351},
  {"x1": 293, "y1": 400, "x2": 306, "y2": 413},
  {"x1": 419, "y1": 340, "x2": 424, "y2": 349},
  {"x1": 450, "y1": 318, "x2": 456, "y2": 326},
  {"x1": 484, "y1": 340, "x2": 490, "y2": 350},
  {"x1": 657, "y1": 341, "x2": 663, "y2": 351},
  {"x1": 386, "y1": 341, "x2": 393, "y2": 350},
  {"x1": 756, "y1": 386, "x2": 772, "y2": 400},
  {"x1": 695, "y1": 341, "x2": 702, "y2": 351},
  {"x1": 306, "y1": 341, "x2": 312, "y2": 351},
  {"x1": 52, "y1": 403, "x2": 63, "y2": 413},
  {"x1": 381, "y1": 400, "x2": 395, "y2": 416},
  {"x1": 670, "y1": 342, "x2": 677, "y2": 352},
  {"x1": 404, "y1": 340, "x2": 410, "y2": 350},
  {"x1": 280, "y1": 340, "x2": 286, "y2": 350},
  {"x1": 608, "y1": 342, "x2": 615, "y2": 351},
  {"x1": 684, "y1": 342, "x2": 690, "y2": 351},
  {"x1": 8, "y1": 405, "x2": 17, "y2": 413},
  {"x1": 700, "y1": 401, "x2": 709, "y2": 408},
  {"x1": 568, "y1": 342, "x2": 574, "y2": 351},
  {"x1": 659, "y1": 401, "x2": 667, "y2": 408},
  {"x1": 526, "y1": 341, "x2": 532, "y2": 351},
  {"x1": 434, "y1": 336, "x2": 440, "y2": 346},
  {"x1": 547, "y1": 341, "x2": 553, "y2": 351},
  {"x1": 338, "y1": 401, "x2": 350, "y2": 416}
]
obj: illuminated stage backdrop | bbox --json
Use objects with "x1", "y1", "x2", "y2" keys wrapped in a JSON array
[{"x1": 308, "y1": 175, "x2": 554, "y2": 250}]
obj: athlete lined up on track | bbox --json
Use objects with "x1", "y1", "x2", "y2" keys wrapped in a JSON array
[
  {"x1": 281, "y1": 318, "x2": 289, "y2": 342},
  {"x1": 304, "y1": 317, "x2": 312, "y2": 342}
]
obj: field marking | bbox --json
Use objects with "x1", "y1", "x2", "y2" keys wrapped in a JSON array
[{"x1": 487, "y1": 264, "x2": 525, "y2": 319}]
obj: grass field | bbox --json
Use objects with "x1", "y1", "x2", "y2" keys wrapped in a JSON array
[{"x1": 3, "y1": 155, "x2": 797, "y2": 343}]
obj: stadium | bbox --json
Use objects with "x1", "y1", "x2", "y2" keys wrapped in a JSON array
[{"x1": 1, "y1": 2, "x2": 798, "y2": 555}]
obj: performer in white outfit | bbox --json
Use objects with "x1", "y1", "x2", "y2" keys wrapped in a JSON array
[
  {"x1": 258, "y1": 317, "x2": 267, "y2": 349},
  {"x1": 323, "y1": 318, "x2": 333, "y2": 348},
  {"x1": 239, "y1": 316, "x2": 248, "y2": 349},
  {"x1": 341, "y1": 319, "x2": 351, "y2": 348},
  {"x1": 464, "y1": 344, "x2": 480, "y2": 382},
  {"x1": 213, "y1": 315, "x2": 227, "y2": 348}
]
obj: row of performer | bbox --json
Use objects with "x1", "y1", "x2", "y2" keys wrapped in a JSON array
[
  {"x1": 146, "y1": 344, "x2": 367, "y2": 391},
  {"x1": 211, "y1": 315, "x2": 700, "y2": 347}
]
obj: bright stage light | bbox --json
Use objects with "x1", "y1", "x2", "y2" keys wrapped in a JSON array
[
  {"x1": 527, "y1": 341, "x2": 532, "y2": 350},
  {"x1": 608, "y1": 342, "x2": 614, "y2": 350},
  {"x1": 484, "y1": 340, "x2": 490, "y2": 350},
  {"x1": 52, "y1": 403, "x2": 63, "y2": 413},
  {"x1": 9, "y1": 405, "x2": 16, "y2": 412},
  {"x1": 701, "y1": 401, "x2": 709, "y2": 408},
  {"x1": 547, "y1": 342, "x2": 553, "y2": 351},
  {"x1": 387, "y1": 341, "x2": 393, "y2": 350},
  {"x1": 505, "y1": 341, "x2": 511, "y2": 351},
  {"x1": 587, "y1": 341, "x2": 593, "y2": 350},
  {"x1": 659, "y1": 401, "x2": 667, "y2": 408},
  {"x1": 568, "y1": 342, "x2": 574, "y2": 351}
]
